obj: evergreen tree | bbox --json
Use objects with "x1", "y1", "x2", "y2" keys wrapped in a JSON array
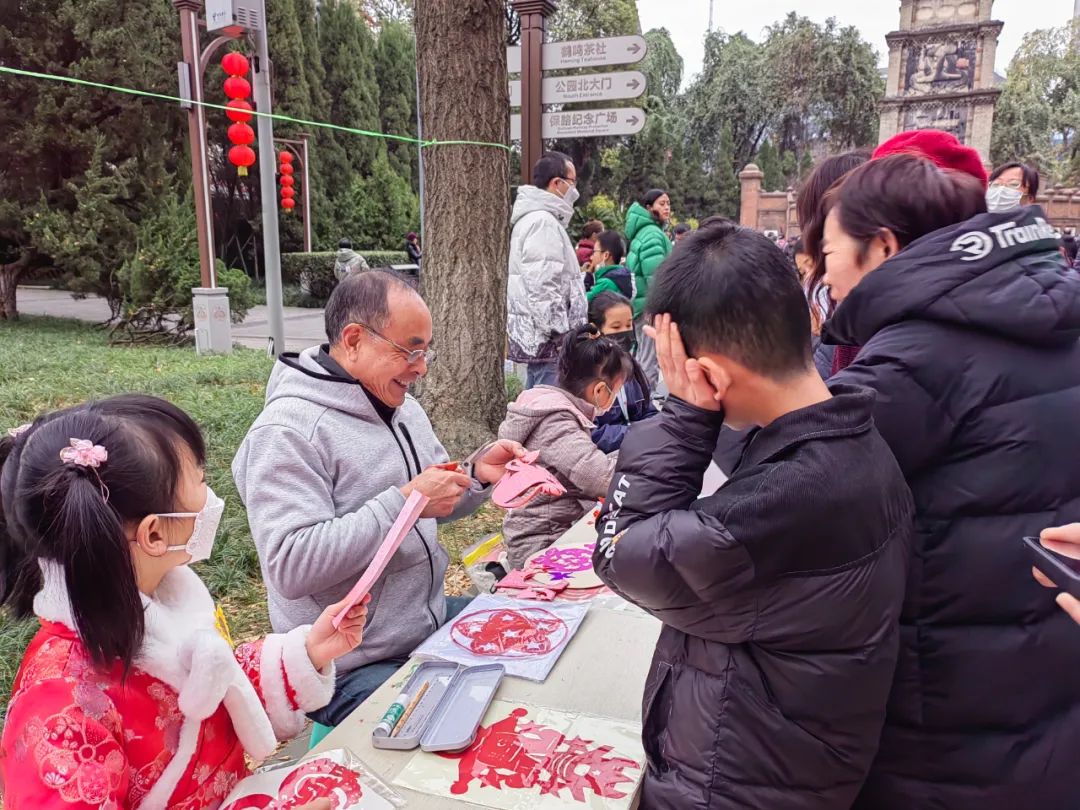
[
  {"x1": 375, "y1": 20, "x2": 419, "y2": 191},
  {"x1": 0, "y1": 0, "x2": 183, "y2": 317},
  {"x1": 755, "y1": 139, "x2": 783, "y2": 192},
  {"x1": 336, "y1": 151, "x2": 418, "y2": 250},
  {"x1": 295, "y1": 0, "x2": 343, "y2": 249},
  {"x1": 320, "y1": 0, "x2": 382, "y2": 180},
  {"x1": 714, "y1": 126, "x2": 742, "y2": 219}
]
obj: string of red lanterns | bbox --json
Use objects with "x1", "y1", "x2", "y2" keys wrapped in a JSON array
[
  {"x1": 279, "y1": 150, "x2": 297, "y2": 212},
  {"x1": 222, "y1": 52, "x2": 255, "y2": 177}
]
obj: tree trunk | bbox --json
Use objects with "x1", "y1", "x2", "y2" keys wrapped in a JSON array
[
  {"x1": 414, "y1": 0, "x2": 510, "y2": 457},
  {"x1": 0, "y1": 258, "x2": 28, "y2": 321}
]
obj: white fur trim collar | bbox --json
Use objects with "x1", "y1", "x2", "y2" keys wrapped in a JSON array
[{"x1": 33, "y1": 561, "x2": 279, "y2": 808}]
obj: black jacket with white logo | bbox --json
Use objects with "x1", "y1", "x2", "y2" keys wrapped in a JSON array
[
  {"x1": 825, "y1": 206, "x2": 1080, "y2": 810},
  {"x1": 593, "y1": 388, "x2": 913, "y2": 810}
]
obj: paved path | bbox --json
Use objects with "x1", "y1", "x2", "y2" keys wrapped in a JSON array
[{"x1": 15, "y1": 287, "x2": 325, "y2": 354}]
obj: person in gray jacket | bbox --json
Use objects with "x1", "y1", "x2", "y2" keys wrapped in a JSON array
[
  {"x1": 233, "y1": 271, "x2": 524, "y2": 726},
  {"x1": 333, "y1": 238, "x2": 370, "y2": 281}
]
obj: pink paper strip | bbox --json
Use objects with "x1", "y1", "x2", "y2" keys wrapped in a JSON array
[{"x1": 332, "y1": 490, "x2": 430, "y2": 629}]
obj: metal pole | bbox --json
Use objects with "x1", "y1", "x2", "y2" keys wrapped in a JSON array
[
  {"x1": 174, "y1": 0, "x2": 216, "y2": 288},
  {"x1": 301, "y1": 136, "x2": 312, "y2": 253},
  {"x1": 510, "y1": 1, "x2": 557, "y2": 187},
  {"x1": 415, "y1": 63, "x2": 426, "y2": 248},
  {"x1": 252, "y1": 0, "x2": 286, "y2": 356}
]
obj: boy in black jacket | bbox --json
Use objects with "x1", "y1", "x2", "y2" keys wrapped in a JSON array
[{"x1": 593, "y1": 223, "x2": 913, "y2": 810}]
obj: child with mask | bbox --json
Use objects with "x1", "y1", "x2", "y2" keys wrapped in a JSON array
[
  {"x1": 592, "y1": 222, "x2": 913, "y2": 810},
  {"x1": 498, "y1": 324, "x2": 629, "y2": 569},
  {"x1": 588, "y1": 292, "x2": 658, "y2": 452},
  {"x1": 586, "y1": 231, "x2": 635, "y2": 302},
  {"x1": 0, "y1": 395, "x2": 369, "y2": 809}
]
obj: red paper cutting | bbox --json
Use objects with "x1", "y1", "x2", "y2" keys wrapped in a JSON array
[
  {"x1": 451, "y1": 608, "x2": 568, "y2": 657},
  {"x1": 223, "y1": 758, "x2": 363, "y2": 809},
  {"x1": 439, "y1": 707, "x2": 641, "y2": 802}
]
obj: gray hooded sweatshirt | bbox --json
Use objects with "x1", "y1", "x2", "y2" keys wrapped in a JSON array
[{"x1": 232, "y1": 347, "x2": 489, "y2": 674}]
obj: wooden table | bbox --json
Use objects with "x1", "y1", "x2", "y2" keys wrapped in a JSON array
[{"x1": 312, "y1": 601, "x2": 660, "y2": 807}]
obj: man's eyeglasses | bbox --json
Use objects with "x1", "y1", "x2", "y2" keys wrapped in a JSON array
[{"x1": 358, "y1": 323, "x2": 436, "y2": 365}]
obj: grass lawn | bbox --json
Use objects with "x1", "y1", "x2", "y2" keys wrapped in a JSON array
[{"x1": 0, "y1": 316, "x2": 502, "y2": 725}]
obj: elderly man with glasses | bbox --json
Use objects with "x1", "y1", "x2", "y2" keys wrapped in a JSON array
[{"x1": 233, "y1": 271, "x2": 524, "y2": 726}]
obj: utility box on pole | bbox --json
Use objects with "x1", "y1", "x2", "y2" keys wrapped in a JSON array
[{"x1": 205, "y1": 0, "x2": 263, "y2": 35}]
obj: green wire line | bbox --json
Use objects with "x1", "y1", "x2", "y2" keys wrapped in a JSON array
[{"x1": 0, "y1": 65, "x2": 512, "y2": 152}]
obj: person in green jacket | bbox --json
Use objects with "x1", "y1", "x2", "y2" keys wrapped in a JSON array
[
  {"x1": 625, "y1": 189, "x2": 672, "y2": 388},
  {"x1": 586, "y1": 230, "x2": 634, "y2": 302}
]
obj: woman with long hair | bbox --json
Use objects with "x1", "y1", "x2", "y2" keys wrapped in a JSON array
[{"x1": 821, "y1": 144, "x2": 1080, "y2": 809}]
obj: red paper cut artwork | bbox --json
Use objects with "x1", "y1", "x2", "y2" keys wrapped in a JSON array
[
  {"x1": 451, "y1": 608, "x2": 568, "y2": 657},
  {"x1": 439, "y1": 707, "x2": 641, "y2": 802},
  {"x1": 221, "y1": 750, "x2": 398, "y2": 810}
]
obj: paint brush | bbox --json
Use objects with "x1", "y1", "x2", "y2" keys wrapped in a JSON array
[{"x1": 391, "y1": 681, "x2": 430, "y2": 738}]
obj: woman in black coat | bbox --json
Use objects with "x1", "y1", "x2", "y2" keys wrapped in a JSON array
[{"x1": 822, "y1": 150, "x2": 1080, "y2": 810}]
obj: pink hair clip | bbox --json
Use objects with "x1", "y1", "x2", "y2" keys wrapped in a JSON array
[
  {"x1": 7, "y1": 424, "x2": 31, "y2": 438},
  {"x1": 59, "y1": 438, "x2": 108, "y2": 468}
]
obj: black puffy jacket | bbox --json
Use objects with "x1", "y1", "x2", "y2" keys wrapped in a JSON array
[
  {"x1": 593, "y1": 389, "x2": 913, "y2": 809},
  {"x1": 824, "y1": 207, "x2": 1080, "y2": 810}
]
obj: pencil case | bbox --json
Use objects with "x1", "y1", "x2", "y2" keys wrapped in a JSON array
[{"x1": 371, "y1": 661, "x2": 504, "y2": 752}]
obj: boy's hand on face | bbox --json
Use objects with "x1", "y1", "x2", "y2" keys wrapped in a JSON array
[{"x1": 646, "y1": 314, "x2": 723, "y2": 411}]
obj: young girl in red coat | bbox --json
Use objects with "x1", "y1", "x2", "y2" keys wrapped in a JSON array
[{"x1": 0, "y1": 395, "x2": 368, "y2": 810}]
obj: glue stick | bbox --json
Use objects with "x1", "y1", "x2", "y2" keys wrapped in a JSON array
[{"x1": 375, "y1": 690, "x2": 410, "y2": 736}]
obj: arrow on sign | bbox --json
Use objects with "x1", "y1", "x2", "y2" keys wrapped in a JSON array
[
  {"x1": 509, "y1": 70, "x2": 647, "y2": 107},
  {"x1": 510, "y1": 107, "x2": 648, "y2": 141},
  {"x1": 507, "y1": 35, "x2": 648, "y2": 74}
]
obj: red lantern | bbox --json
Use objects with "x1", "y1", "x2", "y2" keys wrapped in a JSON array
[
  {"x1": 221, "y1": 52, "x2": 250, "y2": 78},
  {"x1": 279, "y1": 174, "x2": 295, "y2": 187},
  {"x1": 278, "y1": 151, "x2": 294, "y2": 164},
  {"x1": 279, "y1": 163, "x2": 294, "y2": 176},
  {"x1": 280, "y1": 186, "x2": 296, "y2": 200},
  {"x1": 223, "y1": 76, "x2": 251, "y2": 100},
  {"x1": 282, "y1": 197, "x2": 296, "y2": 211},
  {"x1": 227, "y1": 122, "x2": 255, "y2": 147},
  {"x1": 226, "y1": 99, "x2": 253, "y2": 123},
  {"x1": 229, "y1": 144, "x2": 256, "y2": 177}
]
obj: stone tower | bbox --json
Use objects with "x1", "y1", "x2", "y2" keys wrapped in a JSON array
[{"x1": 878, "y1": 0, "x2": 1003, "y2": 160}]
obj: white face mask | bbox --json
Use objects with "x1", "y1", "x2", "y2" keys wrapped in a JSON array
[
  {"x1": 562, "y1": 184, "x2": 580, "y2": 207},
  {"x1": 986, "y1": 185, "x2": 1024, "y2": 213},
  {"x1": 159, "y1": 486, "x2": 225, "y2": 564}
]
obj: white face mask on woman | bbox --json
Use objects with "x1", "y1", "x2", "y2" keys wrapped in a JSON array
[
  {"x1": 159, "y1": 487, "x2": 226, "y2": 564},
  {"x1": 986, "y1": 184, "x2": 1024, "y2": 213}
]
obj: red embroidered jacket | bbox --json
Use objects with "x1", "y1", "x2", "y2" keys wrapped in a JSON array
[{"x1": 0, "y1": 563, "x2": 334, "y2": 810}]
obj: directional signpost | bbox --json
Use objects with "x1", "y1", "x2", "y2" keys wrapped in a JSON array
[
  {"x1": 511, "y1": 108, "x2": 647, "y2": 140},
  {"x1": 507, "y1": 2, "x2": 649, "y2": 185},
  {"x1": 506, "y1": 34, "x2": 648, "y2": 74},
  {"x1": 509, "y1": 70, "x2": 646, "y2": 107}
]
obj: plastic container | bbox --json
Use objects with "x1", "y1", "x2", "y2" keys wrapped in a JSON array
[{"x1": 371, "y1": 662, "x2": 503, "y2": 753}]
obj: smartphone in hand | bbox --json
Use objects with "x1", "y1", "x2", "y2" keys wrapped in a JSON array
[{"x1": 1023, "y1": 536, "x2": 1080, "y2": 600}]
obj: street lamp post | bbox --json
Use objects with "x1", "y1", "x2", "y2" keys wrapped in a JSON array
[{"x1": 178, "y1": 0, "x2": 287, "y2": 356}]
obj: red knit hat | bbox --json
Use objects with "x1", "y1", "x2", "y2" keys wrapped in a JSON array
[{"x1": 872, "y1": 130, "x2": 988, "y2": 189}]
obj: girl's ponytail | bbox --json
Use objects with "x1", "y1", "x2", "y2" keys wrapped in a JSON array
[
  {"x1": 51, "y1": 463, "x2": 144, "y2": 668},
  {"x1": 557, "y1": 324, "x2": 633, "y2": 399}
]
